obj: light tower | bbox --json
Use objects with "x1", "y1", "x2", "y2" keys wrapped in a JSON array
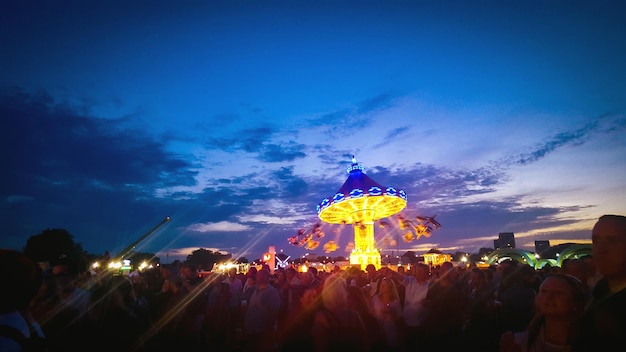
[{"x1": 317, "y1": 156, "x2": 407, "y2": 270}]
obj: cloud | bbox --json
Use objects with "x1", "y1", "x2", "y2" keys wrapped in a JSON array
[
  {"x1": 356, "y1": 94, "x2": 394, "y2": 114},
  {"x1": 185, "y1": 221, "x2": 253, "y2": 232},
  {"x1": 0, "y1": 88, "x2": 198, "y2": 252},
  {"x1": 305, "y1": 93, "x2": 393, "y2": 133},
  {"x1": 513, "y1": 113, "x2": 626, "y2": 166},
  {"x1": 204, "y1": 126, "x2": 274, "y2": 152},
  {"x1": 0, "y1": 88, "x2": 197, "y2": 194},
  {"x1": 268, "y1": 167, "x2": 310, "y2": 198},
  {"x1": 373, "y1": 126, "x2": 411, "y2": 149},
  {"x1": 516, "y1": 120, "x2": 599, "y2": 165},
  {"x1": 238, "y1": 214, "x2": 296, "y2": 225},
  {"x1": 257, "y1": 142, "x2": 306, "y2": 162},
  {"x1": 367, "y1": 163, "x2": 506, "y2": 205},
  {"x1": 203, "y1": 125, "x2": 307, "y2": 163}
]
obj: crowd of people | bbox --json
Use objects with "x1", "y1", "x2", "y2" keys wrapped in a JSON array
[{"x1": 1, "y1": 214, "x2": 625, "y2": 352}]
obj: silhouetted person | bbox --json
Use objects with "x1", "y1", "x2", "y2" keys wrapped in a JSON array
[
  {"x1": 86, "y1": 275, "x2": 151, "y2": 352},
  {"x1": 279, "y1": 287, "x2": 320, "y2": 352},
  {"x1": 0, "y1": 249, "x2": 45, "y2": 352},
  {"x1": 364, "y1": 264, "x2": 381, "y2": 298},
  {"x1": 346, "y1": 285, "x2": 383, "y2": 351},
  {"x1": 311, "y1": 273, "x2": 369, "y2": 352},
  {"x1": 243, "y1": 268, "x2": 281, "y2": 352},
  {"x1": 205, "y1": 280, "x2": 232, "y2": 350},
  {"x1": 574, "y1": 214, "x2": 626, "y2": 351},
  {"x1": 223, "y1": 267, "x2": 243, "y2": 345},
  {"x1": 497, "y1": 261, "x2": 537, "y2": 334},
  {"x1": 50, "y1": 263, "x2": 90, "y2": 319},
  {"x1": 421, "y1": 262, "x2": 467, "y2": 350},
  {"x1": 463, "y1": 267, "x2": 499, "y2": 352},
  {"x1": 383, "y1": 263, "x2": 430, "y2": 351}
]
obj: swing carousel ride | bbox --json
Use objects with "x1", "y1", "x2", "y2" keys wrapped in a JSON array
[{"x1": 287, "y1": 156, "x2": 442, "y2": 270}]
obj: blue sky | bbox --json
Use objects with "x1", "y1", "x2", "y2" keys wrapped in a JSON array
[{"x1": 2, "y1": 0, "x2": 625, "y2": 263}]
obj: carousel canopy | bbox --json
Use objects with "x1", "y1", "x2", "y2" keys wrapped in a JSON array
[{"x1": 317, "y1": 157, "x2": 407, "y2": 224}]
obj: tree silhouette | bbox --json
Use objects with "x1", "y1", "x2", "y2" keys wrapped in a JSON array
[
  {"x1": 185, "y1": 248, "x2": 231, "y2": 270},
  {"x1": 23, "y1": 228, "x2": 86, "y2": 274}
]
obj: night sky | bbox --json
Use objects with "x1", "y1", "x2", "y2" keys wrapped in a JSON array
[{"x1": 2, "y1": 0, "x2": 625, "y2": 263}]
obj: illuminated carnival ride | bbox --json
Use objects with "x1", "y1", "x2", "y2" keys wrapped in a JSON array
[{"x1": 287, "y1": 156, "x2": 442, "y2": 270}]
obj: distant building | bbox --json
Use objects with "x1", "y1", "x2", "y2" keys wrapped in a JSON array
[
  {"x1": 494, "y1": 232, "x2": 516, "y2": 250},
  {"x1": 535, "y1": 240, "x2": 551, "y2": 255},
  {"x1": 423, "y1": 249, "x2": 451, "y2": 267}
]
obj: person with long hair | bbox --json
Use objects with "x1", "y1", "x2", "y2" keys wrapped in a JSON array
[
  {"x1": 370, "y1": 277, "x2": 403, "y2": 351},
  {"x1": 500, "y1": 274, "x2": 586, "y2": 352}
]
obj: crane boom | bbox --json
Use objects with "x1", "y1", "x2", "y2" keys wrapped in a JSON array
[{"x1": 116, "y1": 216, "x2": 171, "y2": 260}]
